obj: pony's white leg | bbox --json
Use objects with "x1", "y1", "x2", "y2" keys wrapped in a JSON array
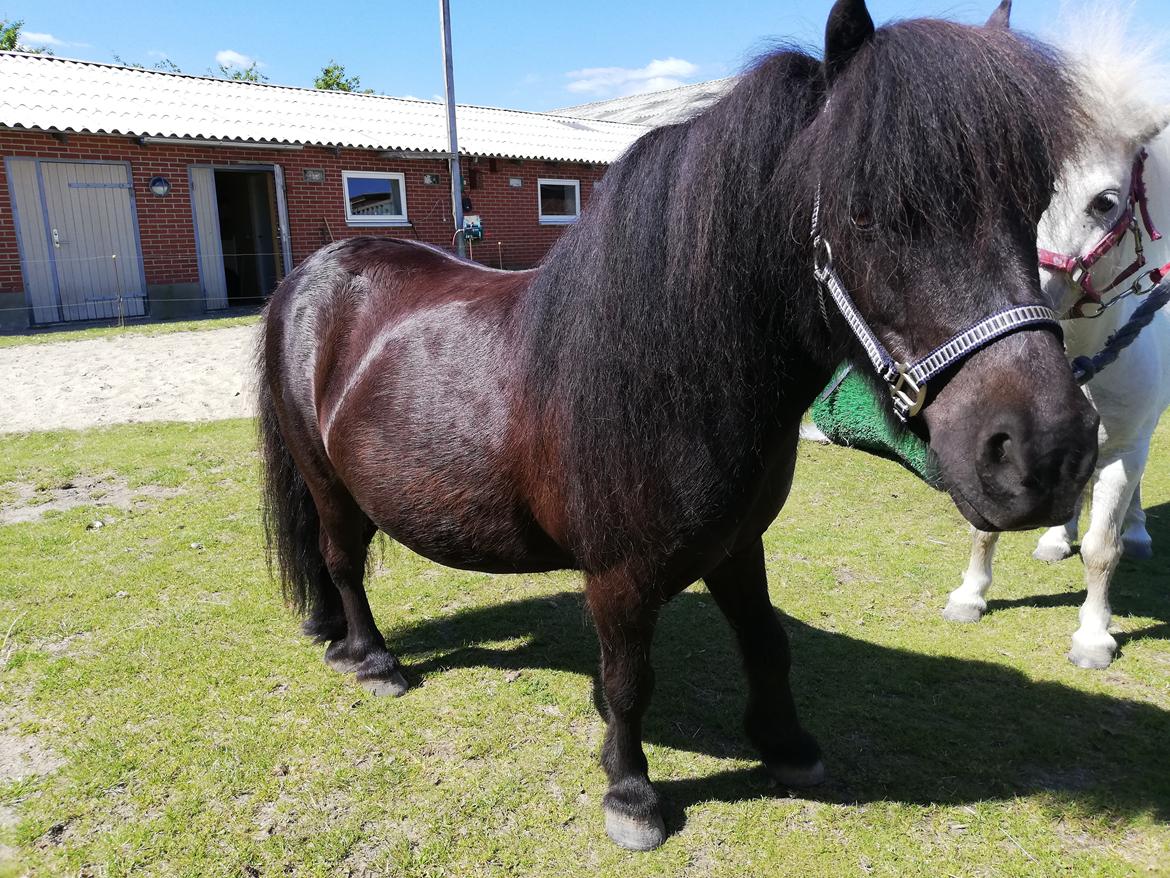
[
  {"x1": 1120, "y1": 482, "x2": 1152, "y2": 560},
  {"x1": 943, "y1": 528, "x2": 1000, "y2": 623},
  {"x1": 1068, "y1": 449, "x2": 1147, "y2": 669},
  {"x1": 1033, "y1": 491, "x2": 1083, "y2": 562}
]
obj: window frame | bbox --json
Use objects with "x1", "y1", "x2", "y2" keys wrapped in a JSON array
[
  {"x1": 537, "y1": 177, "x2": 581, "y2": 225},
  {"x1": 341, "y1": 170, "x2": 409, "y2": 226}
]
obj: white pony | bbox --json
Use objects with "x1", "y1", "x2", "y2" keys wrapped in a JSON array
[{"x1": 942, "y1": 5, "x2": 1170, "y2": 669}]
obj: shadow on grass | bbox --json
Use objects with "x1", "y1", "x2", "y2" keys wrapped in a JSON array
[
  {"x1": 388, "y1": 588, "x2": 1170, "y2": 836},
  {"x1": 979, "y1": 500, "x2": 1170, "y2": 650}
]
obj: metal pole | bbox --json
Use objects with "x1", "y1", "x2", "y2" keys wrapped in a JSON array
[{"x1": 439, "y1": 0, "x2": 465, "y2": 257}]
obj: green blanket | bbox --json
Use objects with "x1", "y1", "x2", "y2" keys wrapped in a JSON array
[{"x1": 809, "y1": 364, "x2": 942, "y2": 487}]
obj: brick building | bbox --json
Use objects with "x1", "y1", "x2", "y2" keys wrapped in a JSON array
[{"x1": 0, "y1": 52, "x2": 646, "y2": 329}]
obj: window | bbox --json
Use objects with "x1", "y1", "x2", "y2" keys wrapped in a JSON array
[
  {"x1": 342, "y1": 171, "x2": 408, "y2": 225},
  {"x1": 538, "y1": 178, "x2": 580, "y2": 224}
]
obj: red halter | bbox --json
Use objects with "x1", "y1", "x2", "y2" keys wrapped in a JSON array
[{"x1": 1038, "y1": 148, "x2": 1170, "y2": 318}]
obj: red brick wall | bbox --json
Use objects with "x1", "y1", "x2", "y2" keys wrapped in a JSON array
[{"x1": 0, "y1": 130, "x2": 608, "y2": 315}]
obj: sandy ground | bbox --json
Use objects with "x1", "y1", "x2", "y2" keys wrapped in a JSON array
[{"x1": 0, "y1": 325, "x2": 258, "y2": 434}]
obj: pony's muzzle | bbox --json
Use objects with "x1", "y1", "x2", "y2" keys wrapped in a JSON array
[{"x1": 973, "y1": 406, "x2": 1098, "y2": 529}]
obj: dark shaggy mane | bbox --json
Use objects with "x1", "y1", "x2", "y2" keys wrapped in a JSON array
[
  {"x1": 518, "y1": 20, "x2": 1085, "y2": 566},
  {"x1": 808, "y1": 20, "x2": 1085, "y2": 247}
]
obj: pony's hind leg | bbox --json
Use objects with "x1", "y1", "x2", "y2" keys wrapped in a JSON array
[
  {"x1": 1121, "y1": 483, "x2": 1152, "y2": 560},
  {"x1": 943, "y1": 528, "x2": 1000, "y2": 623},
  {"x1": 704, "y1": 538, "x2": 824, "y2": 786},
  {"x1": 318, "y1": 501, "x2": 408, "y2": 697},
  {"x1": 300, "y1": 564, "x2": 347, "y2": 643},
  {"x1": 586, "y1": 570, "x2": 666, "y2": 851}
]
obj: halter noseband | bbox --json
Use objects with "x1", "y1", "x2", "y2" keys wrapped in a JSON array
[
  {"x1": 1038, "y1": 148, "x2": 1167, "y2": 318},
  {"x1": 811, "y1": 187, "x2": 1062, "y2": 422}
]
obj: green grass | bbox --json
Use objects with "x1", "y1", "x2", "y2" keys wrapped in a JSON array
[
  {"x1": 0, "y1": 420, "x2": 1167, "y2": 877},
  {"x1": 0, "y1": 313, "x2": 260, "y2": 349}
]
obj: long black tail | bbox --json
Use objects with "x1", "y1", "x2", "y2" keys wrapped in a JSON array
[{"x1": 257, "y1": 317, "x2": 328, "y2": 618}]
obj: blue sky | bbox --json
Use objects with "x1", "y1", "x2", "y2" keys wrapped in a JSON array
[{"x1": 9, "y1": 1, "x2": 1170, "y2": 112}]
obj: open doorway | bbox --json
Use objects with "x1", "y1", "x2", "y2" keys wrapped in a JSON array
[
  {"x1": 190, "y1": 164, "x2": 290, "y2": 310},
  {"x1": 214, "y1": 169, "x2": 284, "y2": 305}
]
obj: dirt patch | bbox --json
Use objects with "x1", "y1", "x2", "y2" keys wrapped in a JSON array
[
  {"x1": 0, "y1": 474, "x2": 182, "y2": 525},
  {"x1": 0, "y1": 722, "x2": 63, "y2": 783},
  {"x1": 0, "y1": 700, "x2": 63, "y2": 785},
  {"x1": 0, "y1": 324, "x2": 257, "y2": 433}
]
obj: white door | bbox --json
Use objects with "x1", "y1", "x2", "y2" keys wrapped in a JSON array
[
  {"x1": 39, "y1": 162, "x2": 146, "y2": 322},
  {"x1": 189, "y1": 166, "x2": 228, "y2": 310}
]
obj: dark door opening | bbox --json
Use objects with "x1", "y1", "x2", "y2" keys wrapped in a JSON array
[{"x1": 214, "y1": 169, "x2": 285, "y2": 304}]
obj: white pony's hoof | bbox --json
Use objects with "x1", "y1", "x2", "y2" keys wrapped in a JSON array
[
  {"x1": 942, "y1": 596, "x2": 985, "y2": 623},
  {"x1": 1033, "y1": 541, "x2": 1074, "y2": 563},
  {"x1": 1122, "y1": 537, "x2": 1153, "y2": 560},
  {"x1": 1067, "y1": 630, "x2": 1118, "y2": 670}
]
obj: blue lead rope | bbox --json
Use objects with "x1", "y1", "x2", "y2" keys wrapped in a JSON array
[{"x1": 1070, "y1": 277, "x2": 1170, "y2": 384}]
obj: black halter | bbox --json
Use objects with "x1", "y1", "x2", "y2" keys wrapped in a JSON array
[{"x1": 810, "y1": 186, "x2": 1063, "y2": 421}]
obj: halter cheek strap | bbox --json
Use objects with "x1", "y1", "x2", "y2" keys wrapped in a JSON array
[{"x1": 811, "y1": 189, "x2": 1062, "y2": 422}]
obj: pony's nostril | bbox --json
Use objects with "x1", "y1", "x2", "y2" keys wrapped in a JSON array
[{"x1": 987, "y1": 433, "x2": 1011, "y2": 465}]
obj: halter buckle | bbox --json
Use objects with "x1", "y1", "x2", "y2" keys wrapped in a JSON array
[
  {"x1": 890, "y1": 363, "x2": 927, "y2": 421},
  {"x1": 813, "y1": 237, "x2": 833, "y2": 275}
]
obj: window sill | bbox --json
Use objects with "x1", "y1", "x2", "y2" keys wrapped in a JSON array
[{"x1": 538, "y1": 217, "x2": 579, "y2": 225}]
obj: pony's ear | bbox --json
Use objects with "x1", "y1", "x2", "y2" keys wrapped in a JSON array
[
  {"x1": 1140, "y1": 105, "x2": 1170, "y2": 145},
  {"x1": 985, "y1": 0, "x2": 1012, "y2": 29},
  {"x1": 824, "y1": 0, "x2": 875, "y2": 84}
]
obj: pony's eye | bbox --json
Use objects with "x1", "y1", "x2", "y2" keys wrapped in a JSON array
[
  {"x1": 851, "y1": 211, "x2": 875, "y2": 230},
  {"x1": 1089, "y1": 191, "x2": 1119, "y2": 216}
]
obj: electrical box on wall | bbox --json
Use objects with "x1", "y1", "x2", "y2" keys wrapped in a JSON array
[
  {"x1": 508, "y1": 177, "x2": 523, "y2": 188},
  {"x1": 463, "y1": 215, "x2": 484, "y2": 241}
]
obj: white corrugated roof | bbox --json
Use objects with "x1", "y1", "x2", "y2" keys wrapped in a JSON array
[
  {"x1": 555, "y1": 78, "x2": 738, "y2": 127},
  {"x1": 0, "y1": 52, "x2": 648, "y2": 163}
]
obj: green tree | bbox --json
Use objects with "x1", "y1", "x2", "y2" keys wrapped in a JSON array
[
  {"x1": 113, "y1": 53, "x2": 182, "y2": 72},
  {"x1": 214, "y1": 62, "x2": 268, "y2": 82},
  {"x1": 314, "y1": 60, "x2": 373, "y2": 93},
  {"x1": 1, "y1": 19, "x2": 53, "y2": 54}
]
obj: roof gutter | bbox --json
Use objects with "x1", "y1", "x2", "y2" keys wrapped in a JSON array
[{"x1": 137, "y1": 135, "x2": 303, "y2": 150}]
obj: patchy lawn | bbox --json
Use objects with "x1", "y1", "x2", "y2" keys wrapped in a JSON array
[
  {"x1": 0, "y1": 313, "x2": 260, "y2": 350},
  {"x1": 0, "y1": 420, "x2": 1167, "y2": 877}
]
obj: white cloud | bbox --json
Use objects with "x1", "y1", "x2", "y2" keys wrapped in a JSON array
[
  {"x1": 215, "y1": 49, "x2": 261, "y2": 69},
  {"x1": 565, "y1": 57, "x2": 698, "y2": 98},
  {"x1": 20, "y1": 31, "x2": 90, "y2": 49}
]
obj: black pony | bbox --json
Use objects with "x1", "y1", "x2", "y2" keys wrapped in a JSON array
[{"x1": 258, "y1": 0, "x2": 1098, "y2": 851}]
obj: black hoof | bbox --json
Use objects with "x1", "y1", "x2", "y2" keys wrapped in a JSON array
[
  {"x1": 356, "y1": 651, "x2": 410, "y2": 697},
  {"x1": 766, "y1": 758, "x2": 827, "y2": 787},
  {"x1": 324, "y1": 639, "x2": 360, "y2": 673},
  {"x1": 751, "y1": 723, "x2": 824, "y2": 786},
  {"x1": 602, "y1": 778, "x2": 665, "y2": 851},
  {"x1": 604, "y1": 806, "x2": 666, "y2": 851}
]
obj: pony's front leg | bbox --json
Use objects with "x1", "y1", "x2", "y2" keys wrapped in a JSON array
[
  {"x1": 1033, "y1": 491, "x2": 1084, "y2": 562},
  {"x1": 943, "y1": 528, "x2": 1000, "y2": 623},
  {"x1": 586, "y1": 570, "x2": 665, "y2": 851},
  {"x1": 705, "y1": 538, "x2": 823, "y2": 786},
  {"x1": 1121, "y1": 482, "x2": 1153, "y2": 560},
  {"x1": 1069, "y1": 449, "x2": 1147, "y2": 669}
]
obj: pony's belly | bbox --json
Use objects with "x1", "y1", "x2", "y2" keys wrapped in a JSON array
[
  {"x1": 362, "y1": 472, "x2": 574, "y2": 574},
  {"x1": 327, "y1": 397, "x2": 573, "y2": 574}
]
